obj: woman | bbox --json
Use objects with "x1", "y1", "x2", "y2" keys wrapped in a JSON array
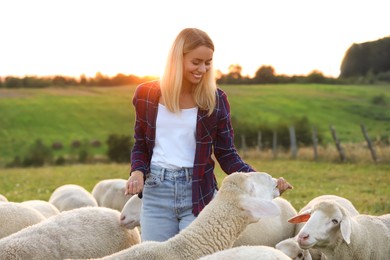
[{"x1": 125, "y1": 28, "x2": 255, "y2": 242}]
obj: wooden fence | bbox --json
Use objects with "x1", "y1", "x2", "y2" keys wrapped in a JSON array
[{"x1": 240, "y1": 124, "x2": 381, "y2": 163}]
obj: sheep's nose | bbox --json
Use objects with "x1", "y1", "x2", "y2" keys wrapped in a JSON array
[
  {"x1": 120, "y1": 215, "x2": 126, "y2": 221},
  {"x1": 298, "y1": 233, "x2": 309, "y2": 243}
]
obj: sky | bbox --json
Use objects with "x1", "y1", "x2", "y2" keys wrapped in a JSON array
[{"x1": 0, "y1": 0, "x2": 389, "y2": 79}]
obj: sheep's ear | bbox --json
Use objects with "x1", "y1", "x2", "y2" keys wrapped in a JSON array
[
  {"x1": 240, "y1": 198, "x2": 280, "y2": 220},
  {"x1": 288, "y1": 211, "x2": 311, "y2": 223},
  {"x1": 340, "y1": 216, "x2": 352, "y2": 244}
]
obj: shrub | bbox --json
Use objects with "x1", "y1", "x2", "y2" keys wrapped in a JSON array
[
  {"x1": 55, "y1": 156, "x2": 66, "y2": 165},
  {"x1": 371, "y1": 93, "x2": 387, "y2": 106},
  {"x1": 22, "y1": 139, "x2": 52, "y2": 167},
  {"x1": 106, "y1": 134, "x2": 133, "y2": 163}
]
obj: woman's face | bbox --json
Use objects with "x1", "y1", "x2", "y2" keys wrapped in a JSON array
[{"x1": 182, "y1": 45, "x2": 213, "y2": 88}]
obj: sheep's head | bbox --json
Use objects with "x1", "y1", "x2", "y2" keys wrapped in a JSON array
[
  {"x1": 275, "y1": 237, "x2": 313, "y2": 260},
  {"x1": 120, "y1": 195, "x2": 142, "y2": 229},
  {"x1": 223, "y1": 172, "x2": 292, "y2": 222},
  {"x1": 289, "y1": 200, "x2": 352, "y2": 249}
]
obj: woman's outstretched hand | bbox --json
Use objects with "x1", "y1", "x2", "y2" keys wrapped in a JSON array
[{"x1": 277, "y1": 177, "x2": 293, "y2": 195}]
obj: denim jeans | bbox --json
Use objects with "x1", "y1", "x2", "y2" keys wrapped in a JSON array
[{"x1": 140, "y1": 165, "x2": 196, "y2": 242}]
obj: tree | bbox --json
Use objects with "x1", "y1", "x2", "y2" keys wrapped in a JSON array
[
  {"x1": 254, "y1": 65, "x2": 276, "y2": 83},
  {"x1": 340, "y1": 36, "x2": 390, "y2": 79},
  {"x1": 306, "y1": 70, "x2": 325, "y2": 83}
]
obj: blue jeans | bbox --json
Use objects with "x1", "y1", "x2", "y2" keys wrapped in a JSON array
[{"x1": 140, "y1": 165, "x2": 196, "y2": 242}]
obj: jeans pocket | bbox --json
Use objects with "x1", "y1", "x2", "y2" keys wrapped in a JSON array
[{"x1": 144, "y1": 173, "x2": 161, "y2": 188}]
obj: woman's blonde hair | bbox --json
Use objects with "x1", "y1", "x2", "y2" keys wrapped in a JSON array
[{"x1": 160, "y1": 28, "x2": 217, "y2": 116}]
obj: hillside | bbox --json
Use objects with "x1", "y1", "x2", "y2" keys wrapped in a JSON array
[{"x1": 0, "y1": 84, "x2": 389, "y2": 166}]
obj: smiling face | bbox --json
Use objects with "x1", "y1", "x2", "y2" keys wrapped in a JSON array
[{"x1": 182, "y1": 45, "x2": 213, "y2": 89}]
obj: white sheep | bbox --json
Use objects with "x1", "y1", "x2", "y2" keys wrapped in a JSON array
[
  {"x1": 275, "y1": 237, "x2": 325, "y2": 260},
  {"x1": 0, "y1": 202, "x2": 46, "y2": 239},
  {"x1": 0, "y1": 206, "x2": 141, "y2": 259},
  {"x1": 233, "y1": 197, "x2": 297, "y2": 247},
  {"x1": 21, "y1": 199, "x2": 60, "y2": 218},
  {"x1": 0, "y1": 194, "x2": 8, "y2": 202},
  {"x1": 49, "y1": 184, "x2": 98, "y2": 211},
  {"x1": 99, "y1": 171, "x2": 292, "y2": 260},
  {"x1": 118, "y1": 189, "x2": 296, "y2": 243},
  {"x1": 276, "y1": 194, "x2": 359, "y2": 260},
  {"x1": 199, "y1": 245, "x2": 291, "y2": 260},
  {"x1": 290, "y1": 200, "x2": 390, "y2": 260},
  {"x1": 92, "y1": 178, "x2": 132, "y2": 211},
  {"x1": 120, "y1": 194, "x2": 142, "y2": 229}
]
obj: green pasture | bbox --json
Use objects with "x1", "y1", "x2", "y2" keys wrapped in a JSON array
[
  {"x1": 0, "y1": 84, "x2": 389, "y2": 166},
  {"x1": 0, "y1": 160, "x2": 389, "y2": 215}
]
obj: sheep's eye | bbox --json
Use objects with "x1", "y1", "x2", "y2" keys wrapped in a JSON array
[
  {"x1": 297, "y1": 252, "x2": 303, "y2": 258},
  {"x1": 332, "y1": 219, "x2": 339, "y2": 224}
]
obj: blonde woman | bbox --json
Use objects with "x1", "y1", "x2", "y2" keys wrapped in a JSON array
[{"x1": 125, "y1": 28, "x2": 255, "y2": 242}]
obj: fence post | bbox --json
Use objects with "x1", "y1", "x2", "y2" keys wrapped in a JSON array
[
  {"x1": 257, "y1": 131, "x2": 262, "y2": 152},
  {"x1": 241, "y1": 134, "x2": 247, "y2": 158},
  {"x1": 312, "y1": 126, "x2": 318, "y2": 161},
  {"x1": 288, "y1": 126, "x2": 297, "y2": 159},
  {"x1": 360, "y1": 124, "x2": 378, "y2": 163},
  {"x1": 330, "y1": 125, "x2": 346, "y2": 162},
  {"x1": 272, "y1": 131, "x2": 278, "y2": 159}
]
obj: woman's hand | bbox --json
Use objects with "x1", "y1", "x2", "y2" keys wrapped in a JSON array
[
  {"x1": 277, "y1": 177, "x2": 293, "y2": 195},
  {"x1": 125, "y1": 170, "x2": 144, "y2": 195}
]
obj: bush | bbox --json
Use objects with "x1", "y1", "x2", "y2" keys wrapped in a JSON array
[
  {"x1": 371, "y1": 93, "x2": 387, "y2": 106},
  {"x1": 22, "y1": 139, "x2": 52, "y2": 167},
  {"x1": 106, "y1": 134, "x2": 133, "y2": 163}
]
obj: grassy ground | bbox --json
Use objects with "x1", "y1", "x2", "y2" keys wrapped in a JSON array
[
  {"x1": 1, "y1": 160, "x2": 389, "y2": 215},
  {"x1": 1, "y1": 84, "x2": 389, "y2": 166}
]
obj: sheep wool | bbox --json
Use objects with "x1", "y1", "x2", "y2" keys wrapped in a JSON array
[
  {"x1": 99, "y1": 172, "x2": 290, "y2": 260},
  {"x1": 0, "y1": 202, "x2": 46, "y2": 239},
  {"x1": 0, "y1": 194, "x2": 8, "y2": 202},
  {"x1": 233, "y1": 197, "x2": 297, "y2": 247},
  {"x1": 21, "y1": 199, "x2": 60, "y2": 218},
  {"x1": 199, "y1": 245, "x2": 291, "y2": 260},
  {"x1": 49, "y1": 184, "x2": 98, "y2": 211},
  {"x1": 92, "y1": 178, "x2": 131, "y2": 211},
  {"x1": 0, "y1": 207, "x2": 141, "y2": 259}
]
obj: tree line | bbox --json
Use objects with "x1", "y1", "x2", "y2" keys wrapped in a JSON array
[{"x1": 1, "y1": 35, "x2": 389, "y2": 88}]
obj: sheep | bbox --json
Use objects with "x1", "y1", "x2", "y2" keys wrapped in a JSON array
[
  {"x1": 49, "y1": 184, "x2": 98, "y2": 211},
  {"x1": 98, "y1": 171, "x2": 292, "y2": 260},
  {"x1": 289, "y1": 200, "x2": 390, "y2": 260},
  {"x1": 21, "y1": 199, "x2": 60, "y2": 218},
  {"x1": 120, "y1": 194, "x2": 142, "y2": 229},
  {"x1": 0, "y1": 194, "x2": 8, "y2": 202},
  {"x1": 199, "y1": 245, "x2": 291, "y2": 260},
  {"x1": 0, "y1": 202, "x2": 46, "y2": 239},
  {"x1": 233, "y1": 197, "x2": 297, "y2": 247},
  {"x1": 118, "y1": 188, "x2": 296, "y2": 242},
  {"x1": 276, "y1": 194, "x2": 359, "y2": 260},
  {"x1": 0, "y1": 206, "x2": 141, "y2": 259},
  {"x1": 92, "y1": 178, "x2": 132, "y2": 211},
  {"x1": 275, "y1": 237, "x2": 326, "y2": 260}
]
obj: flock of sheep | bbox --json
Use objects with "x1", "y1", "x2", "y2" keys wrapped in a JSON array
[{"x1": 0, "y1": 172, "x2": 389, "y2": 260}]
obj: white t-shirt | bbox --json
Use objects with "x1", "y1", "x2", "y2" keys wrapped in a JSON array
[{"x1": 151, "y1": 104, "x2": 198, "y2": 169}]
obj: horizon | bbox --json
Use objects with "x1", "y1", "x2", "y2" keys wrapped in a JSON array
[{"x1": 1, "y1": 0, "x2": 389, "y2": 79}]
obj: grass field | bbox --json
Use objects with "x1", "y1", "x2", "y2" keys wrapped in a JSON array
[
  {"x1": 0, "y1": 83, "x2": 389, "y2": 166},
  {"x1": 0, "y1": 160, "x2": 389, "y2": 215}
]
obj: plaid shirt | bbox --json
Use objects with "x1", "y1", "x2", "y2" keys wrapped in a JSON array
[{"x1": 130, "y1": 80, "x2": 255, "y2": 216}]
